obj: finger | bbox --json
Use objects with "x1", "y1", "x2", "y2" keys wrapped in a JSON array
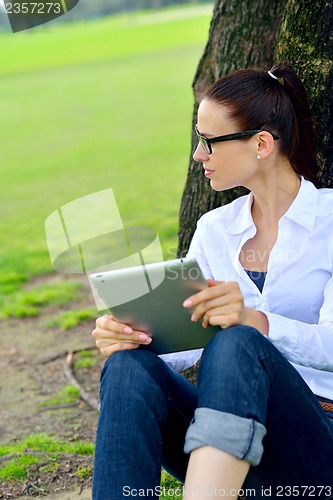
[
  {"x1": 190, "y1": 295, "x2": 231, "y2": 321},
  {"x1": 202, "y1": 307, "x2": 244, "y2": 329},
  {"x1": 183, "y1": 281, "x2": 227, "y2": 308},
  {"x1": 95, "y1": 315, "x2": 150, "y2": 341},
  {"x1": 99, "y1": 342, "x2": 141, "y2": 358},
  {"x1": 96, "y1": 315, "x2": 136, "y2": 335},
  {"x1": 207, "y1": 278, "x2": 218, "y2": 287},
  {"x1": 92, "y1": 316, "x2": 152, "y2": 345},
  {"x1": 95, "y1": 335, "x2": 148, "y2": 352},
  {"x1": 201, "y1": 306, "x2": 229, "y2": 328},
  {"x1": 208, "y1": 314, "x2": 240, "y2": 328},
  {"x1": 191, "y1": 283, "x2": 244, "y2": 321},
  {"x1": 202, "y1": 310, "x2": 228, "y2": 328},
  {"x1": 93, "y1": 326, "x2": 152, "y2": 346},
  {"x1": 190, "y1": 287, "x2": 242, "y2": 322}
]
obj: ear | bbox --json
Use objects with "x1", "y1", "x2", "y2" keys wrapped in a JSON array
[{"x1": 256, "y1": 131, "x2": 275, "y2": 159}]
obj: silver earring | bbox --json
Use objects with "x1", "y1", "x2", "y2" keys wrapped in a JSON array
[{"x1": 257, "y1": 154, "x2": 261, "y2": 160}]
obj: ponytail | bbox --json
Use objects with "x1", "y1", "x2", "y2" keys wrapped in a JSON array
[{"x1": 204, "y1": 62, "x2": 320, "y2": 187}]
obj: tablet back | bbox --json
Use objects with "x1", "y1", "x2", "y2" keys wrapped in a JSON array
[{"x1": 89, "y1": 258, "x2": 219, "y2": 354}]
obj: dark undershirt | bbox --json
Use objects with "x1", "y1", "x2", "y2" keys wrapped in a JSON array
[{"x1": 244, "y1": 269, "x2": 267, "y2": 293}]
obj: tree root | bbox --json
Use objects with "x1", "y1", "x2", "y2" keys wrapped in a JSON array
[{"x1": 64, "y1": 352, "x2": 100, "y2": 412}]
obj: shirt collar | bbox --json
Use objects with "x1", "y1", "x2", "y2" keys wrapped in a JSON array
[
  {"x1": 283, "y1": 176, "x2": 319, "y2": 231},
  {"x1": 225, "y1": 192, "x2": 255, "y2": 235},
  {"x1": 225, "y1": 176, "x2": 319, "y2": 235}
]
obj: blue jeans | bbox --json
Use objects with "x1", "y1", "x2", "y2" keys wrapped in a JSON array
[{"x1": 92, "y1": 326, "x2": 333, "y2": 499}]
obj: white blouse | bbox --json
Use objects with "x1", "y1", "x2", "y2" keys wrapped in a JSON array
[{"x1": 161, "y1": 177, "x2": 333, "y2": 400}]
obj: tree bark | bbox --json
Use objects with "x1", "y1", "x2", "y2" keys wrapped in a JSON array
[
  {"x1": 274, "y1": 0, "x2": 333, "y2": 188},
  {"x1": 178, "y1": 0, "x2": 286, "y2": 257}
]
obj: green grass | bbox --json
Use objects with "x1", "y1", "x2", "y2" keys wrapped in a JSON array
[
  {"x1": 0, "y1": 433, "x2": 94, "y2": 457},
  {"x1": 76, "y1": 464, "x2": 93, "y2": 479},
  {"x1": 39, "y1": 461, "x2": 59, "y2": 473},
  {"x1": 0, "y1": 280, "x2": 83, "y2": 318},
  {"x1": 39, "y1": 385, "x2": 81, "y2": 407},
  {"x1": 73, "y1": 349, "x2": 99, "y2": 369},
  {"x1": 0, "y1": 455, "x2": 41, "y2": 481},
  {"x1": 0, "y1": 433, "x2": 94, "y2": 481},
  {"x1": 0, "y1": 433, "x2": 182, "y2": 493},
  {"x1": 45, "y1": 308, "x2": 97, "y2": 330},
  {"x1": 0, "y1": 4, "x2": 212, "y2": 296},
  {"x1": 160, "y1": 470, "x2": 183, "y2": 499}
]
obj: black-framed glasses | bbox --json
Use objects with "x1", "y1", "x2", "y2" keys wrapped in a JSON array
[{"x1": 195, "y1": 125, "x2": 280, "y2": 155}]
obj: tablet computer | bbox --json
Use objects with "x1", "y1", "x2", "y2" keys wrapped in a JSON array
[{"x1": 89, "y1": 258, "x2": 219, "y2": 355}]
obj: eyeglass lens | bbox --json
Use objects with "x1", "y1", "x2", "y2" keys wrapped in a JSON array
[{"x1": 196, "y1": 129, "x2": 210, "y2": 154}]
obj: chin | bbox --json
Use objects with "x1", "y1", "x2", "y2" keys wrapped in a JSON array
[{"x1": 210, "y1": 180, "x2": 236, "y2": 192}]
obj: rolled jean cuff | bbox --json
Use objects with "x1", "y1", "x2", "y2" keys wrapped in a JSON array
[{"x1": 184, "y1": 407, "x2": 267, "y2": 466}]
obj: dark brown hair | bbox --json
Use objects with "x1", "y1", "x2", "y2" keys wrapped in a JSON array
[{"x1": 204, "y1": 62, "x2": 320, "y2": 187}]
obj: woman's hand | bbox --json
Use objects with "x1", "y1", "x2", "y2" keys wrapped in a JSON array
[
  {"x1": 92, "y1": 315, "x2": 152, "y2": 357},
  {"x1": 183, "y1": 279, "x2": 268, "y2": 335},
  {"x1": 183, "y1": 279, "x2": 247, "y2": 329}
]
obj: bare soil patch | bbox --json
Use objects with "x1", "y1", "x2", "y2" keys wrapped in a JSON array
[{"x1": 0, "y1": 274, "x2": 103, "y2": 498}]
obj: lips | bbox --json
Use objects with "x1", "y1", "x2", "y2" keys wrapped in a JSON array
[{"x1": 204, "y1": 168, "x2": 214, "y2": 177}]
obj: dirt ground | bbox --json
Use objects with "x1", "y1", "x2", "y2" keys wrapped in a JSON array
[{"x1": 0, "y1": 274, "x2": 103, "y2": 499}]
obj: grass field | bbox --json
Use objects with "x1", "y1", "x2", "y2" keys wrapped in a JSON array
[
  {"x1": 0, "y1": 4, "x2": 213, "y2": 295},
  {"x1": 0, "y1": 8, "x2": 213, "y2": 495}
]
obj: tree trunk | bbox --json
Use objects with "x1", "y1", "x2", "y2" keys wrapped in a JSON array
[
  {"x1": 177, "y1": 0, "x2": 286, "y2": 257},
  {"x1": 274, "y1": 0, "x2": 333, "y2": 188}
]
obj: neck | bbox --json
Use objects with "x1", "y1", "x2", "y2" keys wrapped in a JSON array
[{"x1": 248, "y1": 163, "x2": 301, "y2": 228}]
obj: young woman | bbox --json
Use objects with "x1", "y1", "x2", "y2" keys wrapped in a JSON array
[{"x1": 92, "y1": 62, "x2": 333, "y2": 499}]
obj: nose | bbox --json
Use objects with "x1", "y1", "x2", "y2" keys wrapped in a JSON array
[{"x1": 193, "y1": 142, "x2": 209, "y2": 163}]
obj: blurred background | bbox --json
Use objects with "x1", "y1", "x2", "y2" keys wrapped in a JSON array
[
  {"x1": 0, "y1": 3, "x2": 212, "y2": 494},
  {"x1": 0, "y1": 0, "x2": 213, "y2": 300}
]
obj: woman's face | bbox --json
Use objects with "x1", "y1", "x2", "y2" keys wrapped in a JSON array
[{"x1": 193, "y1": 99, "x2": 261, "y2": 191}]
